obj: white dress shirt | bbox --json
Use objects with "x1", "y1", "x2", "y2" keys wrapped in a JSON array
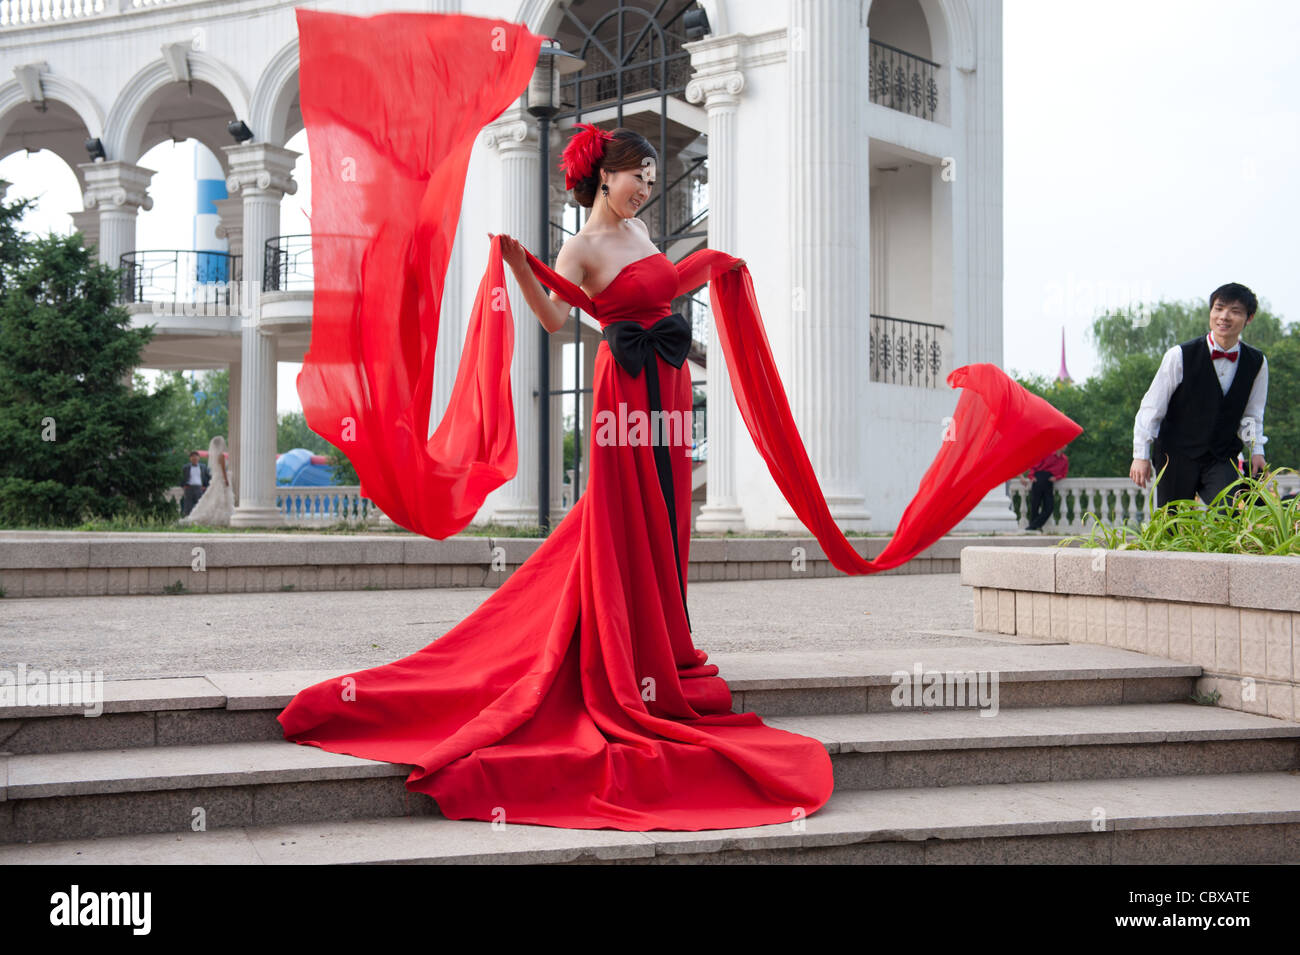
[
  {"x1": 186, "y1": 464, "x2": 204, "y2": 486},
  {"x1": 1133, "y1": 332, "x2": 1268, "y2": 460}
]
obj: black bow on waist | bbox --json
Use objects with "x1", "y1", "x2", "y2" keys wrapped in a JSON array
[
  {"x1": 600, "y1": 312, "x2": 694, "y2": 633},
  {"x1": 601, "y1": 313, "x2": 691, "y2": 377}
]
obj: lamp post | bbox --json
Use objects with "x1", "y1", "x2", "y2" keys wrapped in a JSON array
[{"x1": 526, "y1": 39, "x2": 584, "y2": 532}]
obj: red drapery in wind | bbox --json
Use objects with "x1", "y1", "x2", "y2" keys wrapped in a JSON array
[{"x1": 294, "y1": 8, "x2": 1082, "y2": 569}]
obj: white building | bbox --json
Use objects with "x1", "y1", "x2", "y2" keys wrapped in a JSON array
[{"x1": 0, "y1": 0, "x2": 1015, "y2": 533}]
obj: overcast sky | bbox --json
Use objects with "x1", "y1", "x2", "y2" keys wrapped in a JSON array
[
  {"x1": 1003, "y1": 0, "x2": 1299, "y2": 382},
  {"x1": 2, "y1": 0, "x2": 1296, "y2": 407}
]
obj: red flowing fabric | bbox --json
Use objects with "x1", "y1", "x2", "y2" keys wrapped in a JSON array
[{"x1": 281, "y1": 9, "x2": 1083, "y2": 832}]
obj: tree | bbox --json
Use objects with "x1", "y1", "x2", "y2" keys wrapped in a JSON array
[
  {"x1": 0, "y1": 195, "x2": 179, "y2": 525},
  {"x1": 1090, "y1": 298, "x2": 1288, "y2": 374},
  {"x1": 155, "y1": 368, "x2": 229, "y2": 464}
]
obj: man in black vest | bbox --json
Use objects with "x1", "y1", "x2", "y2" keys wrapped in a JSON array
[{"x1": 1129, "y1": 283, "x2": 1268, "y2": 508}]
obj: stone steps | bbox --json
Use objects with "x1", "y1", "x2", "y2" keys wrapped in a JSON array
[
  {"x1": 0, "y1": 646, "x2": 1203, "y2": 754},
  {"x1": 3, "y1": 704, "x2": 1296, "y2": 845},
  {"x1": 3, "y1": 644, "x2": 1298, "y2": 862},
  {"x1": 3, "y1": 772, "x2": 1298, "y2": 864}
]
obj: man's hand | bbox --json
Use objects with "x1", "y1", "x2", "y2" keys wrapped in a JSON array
[
  {"x1": 1129, "y1": 457, "x2": 1152, "y2": 489},
  {"x1": 1250, "y1": 453, "x2": 1266, "y2": 477}
]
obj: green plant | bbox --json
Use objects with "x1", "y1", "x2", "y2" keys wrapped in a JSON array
[
  {"x1": 1191, "y1": 689, "x2": 1222, "y2": 706},
  {"x1": 1059, "y1": 460, "x2": 1300, "y2": 555},
  {"x1": 162, "y1": 580, "x2": 188, "y2": 595}
]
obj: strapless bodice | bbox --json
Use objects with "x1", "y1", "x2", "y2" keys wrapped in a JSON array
[{"x1": 589, "y1": 252, "x2": 676, "y2": 328}]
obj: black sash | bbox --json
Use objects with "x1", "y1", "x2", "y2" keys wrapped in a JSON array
[{"x1": 602, "y1": 313, "x2": 693, "y2": 632}]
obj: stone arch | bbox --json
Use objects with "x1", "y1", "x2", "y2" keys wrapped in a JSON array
[
  {"x1": 250, "y1": 37, "x2": 302, "y2": 147},
  {"x1": 106, "y1": 51, "x2": 250, "y2": 162},
  {"x1": 863, "y1": 0, "x2": 975, "y2": 71},
  {"x1": 516, "y1": 0, "x2": 730, "y2": 38},
  {"x1": 0, "y1": 72, "x2": 105, "y2": 145}
]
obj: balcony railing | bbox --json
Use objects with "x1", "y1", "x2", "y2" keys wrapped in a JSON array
[
  {"x1": 264, "y1": 234, "x2": 314, "y2": 292},
  {"x1": 1005, "y1": 475, "x2": 1300, "y2": 534},
  {"x1": 275, "y1": 485, "x2": 380, "y2": 526},
  {"x1": 868, "y1": 40, "x2": 939, "y2": 121},
  {"x1": 1, "y1": 0, "x2": 179, "y2": 28},
  {"x1": 118, "y1": 249, "x2": 243, "y2": 308},
  {"x1": 869, "y1": 313, "x2": 944, "y2": 388}
]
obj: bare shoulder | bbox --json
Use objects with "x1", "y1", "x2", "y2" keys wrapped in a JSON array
[
  {"x1": 553, "y1": 233, "x2": 588, "y2": 284},
  {"x1": 633, "y1": 216, "x2": 651, "y2": 238}
]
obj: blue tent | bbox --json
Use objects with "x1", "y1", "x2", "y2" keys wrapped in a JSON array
[{"x1": 276, "y1": 448, "x2": 338, "y2": 486}]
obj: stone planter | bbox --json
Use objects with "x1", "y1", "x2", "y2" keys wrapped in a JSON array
[{"x1": 960, "y1": 546, "x2": 1300, "y2": 723}]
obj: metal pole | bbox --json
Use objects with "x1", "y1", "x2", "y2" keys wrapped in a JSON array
[{"x1": 537, "y1": 112, "x2": 551, "y2": 533}]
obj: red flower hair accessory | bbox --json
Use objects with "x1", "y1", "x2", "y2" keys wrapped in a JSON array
[{"x1": 559, "y1": 122, "x2": 613, "y2": 190}]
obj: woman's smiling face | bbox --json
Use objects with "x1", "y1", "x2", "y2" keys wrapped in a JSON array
[{"x1": 604, "y1": 160, "x2": 655, "y2": 217}]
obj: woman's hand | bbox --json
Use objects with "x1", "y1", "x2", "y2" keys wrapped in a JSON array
[
  {"x1": 730, "y1": 257, "x2": 746, "y2": 271},
  {"x1": 488, "y1": 232, "x2": 528, "y2": 274}
]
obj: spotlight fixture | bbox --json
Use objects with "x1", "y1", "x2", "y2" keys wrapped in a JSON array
[
  {"x1": 227, "y1": 120, "x2": 253, "y2": 143},
  {"x1": 684, "y1": 6, "x2": 711, "y2": 41},
  {"x1": 84, "y1": 137, "x2": 105, "y2": 161}
]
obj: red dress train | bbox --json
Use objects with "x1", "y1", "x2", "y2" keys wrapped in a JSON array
[{"x1": 279, "y1": 9, "x2": 1083, "y2": 831}]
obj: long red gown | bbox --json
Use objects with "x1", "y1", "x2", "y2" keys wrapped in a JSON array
[{"x1": 279, "y1": 9, "x2": 1083, "y2": 831}]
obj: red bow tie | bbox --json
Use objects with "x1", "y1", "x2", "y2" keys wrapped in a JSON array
[{"x1": 1211, "y1": 348, "x2": 1238, "y2": 362}]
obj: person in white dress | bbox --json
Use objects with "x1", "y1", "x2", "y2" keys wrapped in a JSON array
[{"x1": 179, "y1": 435, "x2": 235, "y2": 526}]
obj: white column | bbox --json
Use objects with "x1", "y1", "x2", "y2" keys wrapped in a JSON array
[
  {"x1": 953, "y1": 0, "x2": 1016, "y2": 532},
  {"x1": 482, "y1": 108, "x2": 542, "y2": 526},
  {"x1": 223, "y1": 142, "x2": 299, "y2": 527},
  {"x1": 227, "y1": 360, "x2": 242, "y2": 505},
  {"x1": 430, "y1": 214, "x2": 464, "y2": 434},
  {"x1": 213, "y1": 196, "x2": 244, "y2": 259},
  {"x1": 781, "y1": 0, "x2": 870, "y2": 531},
  {"x1": 70, "y1": 209, "x2": 100, "y2": 254},
  {"x1": 78, "y1": 161, "x2": 154, "y2": 271},
  {"x1": 685, "y1": 36, "x2": 747, "y2": 533}
]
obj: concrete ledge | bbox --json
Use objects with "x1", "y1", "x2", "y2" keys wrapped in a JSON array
[
  {"x1": 963, "y1": 546, "x2": 1300, "y2": 724},
  {"x1": 0, "y1": 534, "x2": 1054, "y2": 599}
]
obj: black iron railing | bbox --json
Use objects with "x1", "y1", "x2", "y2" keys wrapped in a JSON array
[
  {"x1": 264, "y1": 234, "x2": 314, "y2": 292},
  {"x1": 868, "y1": 40, "x2": 939, "y2": 121},
  {"x1": 869, "y1": 313, "x2": 945, "y2": 388},
  {"x1": 118, "y1": 250, "x2": 242, "y2": 307}
]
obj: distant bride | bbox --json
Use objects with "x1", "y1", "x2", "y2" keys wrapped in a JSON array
[{"x1": 179, "y1": 435, "x2": 235, "y2": 526}]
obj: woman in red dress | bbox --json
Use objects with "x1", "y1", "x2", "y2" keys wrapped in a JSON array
[{"x1": 280, "y1": 9, "x2": 1081, "y2": 832}]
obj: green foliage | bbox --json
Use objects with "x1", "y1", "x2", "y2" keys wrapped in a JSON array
[
  {"x1": 155, "y1": 368, "x2": 229, "y2": 469},
  {"x1": 1090, "y1": 298, "x2": 1288, "y2": 374},
  {"x1": 0, "y1": 195, "x2": 179, "y2": 526},
  {"x1": 1059, "y1": 464, "x2": 1300, "y2": 555},
  {"x1": 277, "y1": 410, "x2": 329, "y2": 455}
]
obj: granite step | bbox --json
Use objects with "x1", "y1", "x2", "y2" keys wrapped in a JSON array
[
  {"x1": 2, "y1": 771, "x2": 1298, "y2": 864},
  {"x1": 0, "y1": 646, "x2": 1203, "y2": 754},
  {"x1": 3, "y1": 702, "x2": 1296, "y2": 844}
]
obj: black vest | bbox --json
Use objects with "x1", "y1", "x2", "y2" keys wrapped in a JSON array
[{"x1": 1156, "y1": 336, "x2": 1263, "y2": 461}]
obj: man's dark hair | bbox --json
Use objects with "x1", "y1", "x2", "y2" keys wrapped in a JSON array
[{"x1": 1209, "y1": 282, "x2": 1258, "y2": 318}]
